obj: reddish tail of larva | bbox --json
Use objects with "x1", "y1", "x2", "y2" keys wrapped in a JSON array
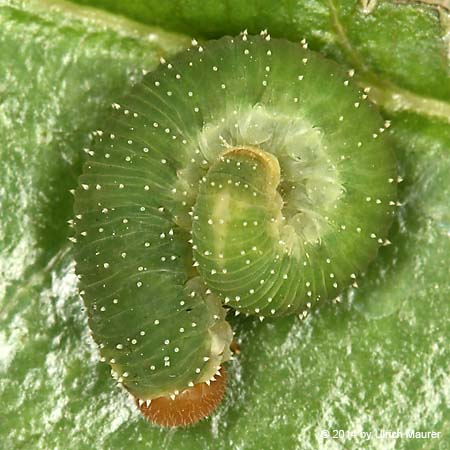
[{"x1": 136, "y1": 366, "x2": 227, "y2": 427}]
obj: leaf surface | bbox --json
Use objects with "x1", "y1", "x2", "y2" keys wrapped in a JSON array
[{"x1": 0, "y1": 1, "x2": 449, "y2": 449}]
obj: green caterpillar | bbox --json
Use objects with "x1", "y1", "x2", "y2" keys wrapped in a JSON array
[{"x1": 73, "y1": 32, "x2": 396, "y2": 427}]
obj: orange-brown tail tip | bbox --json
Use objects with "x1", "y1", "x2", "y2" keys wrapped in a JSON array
[{"x1": 135, "y1": 366, "x2": 227, "y2": 427}]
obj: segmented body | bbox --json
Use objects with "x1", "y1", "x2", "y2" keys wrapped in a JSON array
[{"x1": 73, "y1": 34, "x2": 396, "y2": 420}]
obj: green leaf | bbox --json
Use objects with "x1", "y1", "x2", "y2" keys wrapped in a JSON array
[{"x1": 1, "y1": 1, "x2": 449, "y2": 449}]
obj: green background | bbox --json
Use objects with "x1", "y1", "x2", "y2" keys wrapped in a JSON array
[{"x1": 0, "y1": 1, "x2": 449, "y2": 449}]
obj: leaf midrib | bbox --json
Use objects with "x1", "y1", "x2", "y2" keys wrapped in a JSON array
[
  {"x1": 15, "y1": 0, "x2": 450, "y2": 124},
  {"x1": 328, "y1": 0, "x2": 450, "y2": 123}
]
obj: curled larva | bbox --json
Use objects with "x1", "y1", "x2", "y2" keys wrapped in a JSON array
[{"x1": 73, "y1": 33, "x2": 396, "y2": 427}]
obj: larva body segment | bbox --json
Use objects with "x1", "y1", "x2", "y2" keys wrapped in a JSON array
[
  {"x1": 73, "y1": 34, "x2": 396, "y2": 425},
  {"x1": 188, "y1": 36, "x2": 396, "y2": 316}
]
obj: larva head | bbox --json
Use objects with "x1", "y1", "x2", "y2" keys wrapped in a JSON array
[{"x1": 73, "y1": 33, "x2": 396, "y2": 426}]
